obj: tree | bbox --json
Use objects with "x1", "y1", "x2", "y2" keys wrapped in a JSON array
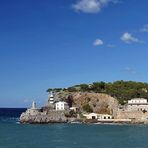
[
  {"x1": 91, "y1": 82, "x2": 106, "y2": 93},
  {"x1": 67, "y1": 87, "x2": 77, "y2": 92},
  {"x1": 53, "y1": 88, "x2": 63, "y2": 92},
  {"x1": 79, "y1": 84, "x2": 90, "y2": 92},
  {"x1": 46, "y1": 88, "x2": 53, "y2": 93},
  {"x1": 91, "y1": 82, "x2": 101, "y2": 93}
]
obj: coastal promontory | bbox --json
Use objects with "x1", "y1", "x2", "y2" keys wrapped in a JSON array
[{"x1": 20, "y1": 81, "x2": 148, "y2": 124}]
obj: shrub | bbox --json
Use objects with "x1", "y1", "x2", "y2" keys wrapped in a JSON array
[{"x1": 83, "y1": 104, "x2": 93, "y2": 113}]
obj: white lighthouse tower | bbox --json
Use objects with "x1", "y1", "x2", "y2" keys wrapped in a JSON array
[
  {"x1": 31, "y1": 101, "x2": 37, "y2": 109},
  {"x1": 48, "y1": 92, "x2": 54, "y2": 104}
]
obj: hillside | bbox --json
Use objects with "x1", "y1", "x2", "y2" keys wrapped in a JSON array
[
  {"x1": 47, "y1": 80, "x2": 148, "y2": 105},
  {"x1": 53, "y1": 92, "x2": 118, "y2": 116}
]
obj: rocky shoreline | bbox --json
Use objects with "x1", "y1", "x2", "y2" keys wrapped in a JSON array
[
  {"x1": 20, "y1": 110, "x2": 69, "y2": 124},
  {"x1": 20, "y1": 110, "x2": 148, "y2": 125},
  {"x1": 20, "y1": 109, "x2": 148, "y2": 125}
]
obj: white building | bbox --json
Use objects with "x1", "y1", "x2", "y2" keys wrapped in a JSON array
[
  {"x1": 128, "y1": 98, "x2": 147, "y2": 104},
  {"x1": 83, "y1": 113, "x2": 113, "y2": 120},
  {"x1": 70, "y1": 107, "x2": 78, "y2": 112},
  {"x1": 83, "y1": 113, "x2": 98, "y2": 119},
  {"x1": 127, "y1": 98, "x2": 148, "y2": 112},
  {"x1": 55, "y1": 101, "x2": 69, "y2": 111}
]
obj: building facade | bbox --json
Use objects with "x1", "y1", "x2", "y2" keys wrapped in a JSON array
[
  {"x1": 83, "y1": 113, "x2": 112, "y2": 120},
  {"x1": 97, "y1": 114, "x2": 113, "y2": 120},
  {"x1": 83, "y1": 113, "x2": 98, "y2": 119},
  {"x1": 127, "y1": 98, "x2": 148, "y2": 112},
  {"x1": 55, "y1": 101, "x2": 69, "y2": 111}
]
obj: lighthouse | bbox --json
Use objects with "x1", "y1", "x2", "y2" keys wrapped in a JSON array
[
  {"x1": 48, "y1": 92, "x2": 54, "y2": 104},
  {"x1": 31, "y1": 101, "x2": 37, "y2": 109}
]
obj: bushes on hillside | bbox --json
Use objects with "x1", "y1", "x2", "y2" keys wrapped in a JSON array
[{"x1": 83, "y1": 104, "x2": 93, "y2": 113}]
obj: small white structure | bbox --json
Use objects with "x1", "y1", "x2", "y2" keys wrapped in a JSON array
[
  {"x1": 31, "y1": 101, "x2": 37, "y2": 109},
  {"x1": 48, "y1": 92, "x2": 54, "y2": 104},
  {"x1": 83, "y1": 113, "x2": 98, "y2": 119},
  {"x1": 83, "y1": 113, "x2": 113, "y2": 120},
  {"x1": 55, "y1": 101, "x2": 69, "y2": 111},
  {"x1": 25, "y1": 101, "x2": 39, "y2": 116},
  {"x1": 70, "y1": 107, "x2": 78, "y2": 112},
  {"x1": 127, "y1": 98, "x2": 148, "y2": 112}
]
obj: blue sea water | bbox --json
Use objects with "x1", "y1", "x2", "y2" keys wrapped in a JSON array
[{"x1": 0, "y1": 108, "x2": 148, "y2": 148}]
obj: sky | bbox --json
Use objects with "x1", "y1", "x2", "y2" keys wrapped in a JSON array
[{"x1": 0, "y1": 0, "x2": 148, "y2": 107}]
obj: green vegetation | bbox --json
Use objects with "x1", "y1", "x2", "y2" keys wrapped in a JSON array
[
  {"x1": 47, "y1": 80, "x2": 148, "y2": 105},
  {"x1": 79, "y1": 84, "x2": 90, "y2": 92},
  {"x1": 67, "y1": 87, "x2": 77, "y2": 92},
  {"x1": 46, "y1": 88, "x2": 63, "y2": 93},
  {"x1": 83, "y1": 104, "x2": 93, "y2": 113}
]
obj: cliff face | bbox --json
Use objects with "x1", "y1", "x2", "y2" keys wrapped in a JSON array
[{"x1": 55, "y1": 92, "x2": 119, "y2": 116}]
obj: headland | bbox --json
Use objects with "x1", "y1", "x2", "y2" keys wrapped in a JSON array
[{"x1": 20, "y1": 81, "x2": 148, "y2": 124}]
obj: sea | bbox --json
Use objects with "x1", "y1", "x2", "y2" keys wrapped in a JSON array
[{"x1": 0, "y1": 108, "x2": 148, "y2": 148}]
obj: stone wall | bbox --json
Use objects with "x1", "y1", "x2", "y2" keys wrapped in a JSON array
[{"x1": 116, "y1": 110, "x2": 148, "y2": 122}]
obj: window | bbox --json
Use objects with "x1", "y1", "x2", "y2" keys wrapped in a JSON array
[{"x1": 92, "y1": 116, "x2": 96, "y2": 119}]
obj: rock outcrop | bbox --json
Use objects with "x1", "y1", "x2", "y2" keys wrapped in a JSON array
[
  {"x1": 56, "y1": 92, "x2": 119, "y2": 116},
  {"x1": 20, "y1": 110, "x2": 68, "y2": 123}
]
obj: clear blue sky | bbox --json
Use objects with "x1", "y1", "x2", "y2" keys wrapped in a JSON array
[{"x1": 0, "y1": 0, "x2": 148, "y2": 107}]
